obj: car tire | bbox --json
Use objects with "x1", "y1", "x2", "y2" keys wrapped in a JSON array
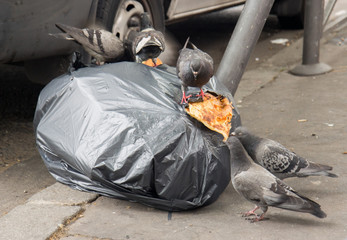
[
  {"x1": 95, "y1": 0, "x2": 181, "y2": 65},
  {"x1": 277, "y1": 14, "x2": 304, "y2": 29},
  {"x1": 272, "y1": 0, "x2": 305, "y2": 29},
  {"x1": 96, "y1": 0, "x2": 165, "y2": 38},
  {"x1": 92, "y1": 0, "x2": 165, "y2": 62}
]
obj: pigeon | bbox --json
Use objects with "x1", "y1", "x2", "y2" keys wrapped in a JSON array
[
  {"x1": 232, "y1": 126, "x2": 338, "y2": 179},
  {"x1": 129, "y1": 12, "x2": 165, "y2": 66},
  {"x1": 226, "y1": 136, "x2": 327, "y2": 222},
  {"x1": 176, "y1": 37, "x2": 214, "y2": 104},
  {"x1": 50, "y1": 23, "x2": 124, "y2": 65}
]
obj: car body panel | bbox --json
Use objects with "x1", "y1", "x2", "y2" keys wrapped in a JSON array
[
  {"x1": 166, "y1": 0, "x2": 245, "y2": 22},
  {"x1": 0, "y1": 0, "x2": 94, "y2": 63},
  {"x1": 0, "y1": 0, "x2": 303, "y2": 65}
]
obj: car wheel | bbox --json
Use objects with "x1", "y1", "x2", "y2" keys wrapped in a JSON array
[
  {"x1": 95, "y1": 0, "x2": 180, "y2": 65},
  {"x1": 272, "y1": 0, "x2": 305, "y2": 29},
  {"x1": 96, "y1": 0, "x2": 165, "y2": 40}
]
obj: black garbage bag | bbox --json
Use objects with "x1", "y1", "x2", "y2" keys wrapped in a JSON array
[{"x1": 34, "y1": 62, "x2": 241, "y2": 211}]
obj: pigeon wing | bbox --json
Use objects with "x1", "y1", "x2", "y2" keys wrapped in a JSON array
[
  {"x1": 79, "y1": 29, "x2": 124, "y2": 60},
  {"x1": 232, "y1": 165, "x2": 278, "y2": 207},
  {"x1": 260, "y1": 141, "x2": 308, "y2": 178},
  {"x1": 176, "y1": 49, "x2": 194, "y2": 84},
  {"x1": 55, "y1": 23, "x2": 124, "y2": 61}
]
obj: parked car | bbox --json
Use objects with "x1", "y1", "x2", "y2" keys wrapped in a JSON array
[{"x1": 0, "y1": 0, "x2": 304, "y2": 83}]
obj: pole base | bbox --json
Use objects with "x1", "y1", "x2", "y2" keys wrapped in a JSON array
[{"x1": 290, "y1": 63, "x2": 332, "y2": 76}]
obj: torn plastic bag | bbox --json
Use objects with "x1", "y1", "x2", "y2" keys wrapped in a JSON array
[{"x1": 34, "y1": 62, "x2": 241, "y2": 211}]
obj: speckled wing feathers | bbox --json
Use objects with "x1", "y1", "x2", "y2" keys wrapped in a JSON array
[
  {"x1": 259, "y1": 141, "x2": 308, "y2": 178},
  {"x1": 54, "y1": 23, "x2": 124, "y2": 63},
  {"x1": 234, "y1": 126, "x2": 338, "y2": 179}
]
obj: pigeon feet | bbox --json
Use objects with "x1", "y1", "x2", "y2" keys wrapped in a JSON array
[
  {"x1": 241, "y1": 206, "x2": 267, "y2": 223},
  {"x1": 245, "y1": 213, "x2": 267, "y2": 223},
  {"x1": 181, "y1": 92, "x2": 192, "y2": 104},
  {"x1": 241, "y1": 206, "x2": 260, "y2": 217},
  {"x1": 195, "y1": 89, "x2": 208, "y2": 99}
]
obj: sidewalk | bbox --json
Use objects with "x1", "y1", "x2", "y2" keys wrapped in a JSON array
[{"x1": 1, "y1": 18, "x2": 347, "y2": 240}]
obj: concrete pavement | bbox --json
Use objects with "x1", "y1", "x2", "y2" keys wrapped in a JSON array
[{"x1": 1, "y1": 15, "x2": 347, "y2": 240}]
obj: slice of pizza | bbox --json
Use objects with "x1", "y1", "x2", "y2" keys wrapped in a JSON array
[{"x1": 185, "y1": 92, "x2": 233, "y2": 141}]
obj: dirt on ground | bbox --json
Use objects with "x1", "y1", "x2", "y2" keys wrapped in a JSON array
[{"x1": 0, "y1": 64, "x2": 44, "y2": 173}]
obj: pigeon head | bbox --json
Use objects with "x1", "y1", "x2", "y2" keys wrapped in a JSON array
[
  {"x1": 225, "y1": 136, "x2": 242, "y2": 149},
  {"x1": 140, "y1": 12, "x2": 153, "y2": 30},
  {"x1": 231, "y1": 126, "x2": 263, "y2": 161},
  {"x1": 232, "y1": 126, "x2": 246, "y2": 134},
  {"x1": 231, "y1": 126, "x2": 250, "y2": 140},
  {"x1": 231, "y1": 126, "x2": 257, "y2": 149}
]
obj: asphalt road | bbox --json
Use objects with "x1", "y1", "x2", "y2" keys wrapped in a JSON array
[{"x1": 0, "y1": 6, "x2": 303, "y2": 216}]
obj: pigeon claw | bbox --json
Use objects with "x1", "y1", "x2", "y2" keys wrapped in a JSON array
[
  {"x1": 241, "y1": 206, "x2": 260, "y2": 217},
  {"x1": 242, "y1": 206, "x2": 266, "y2": 223},
  {"x1": 245, "y1": 216, "x2": 263, "y2": 223},
  {"x1": 241, "y1": 211, "x2": 258, "y2": 218},
  {"x1": 245, "y1": 213, "x2": 266, "y2": 223},
  {"x1": 181, "y1": 93, "x2": 192, "y2": 104},
  {"x1": 195, "y1": 89, "x2": 206, "y2": 99}
]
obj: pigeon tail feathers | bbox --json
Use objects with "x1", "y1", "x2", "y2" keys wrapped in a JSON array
[
  {"x1": 55, "y1": 23, "x2": 79, "y2": 36},
  {"x1": 293, "y1": 192, "x2": 327, "y2": 218},
  {"x1": 183, "y1": 37, "x2": 190, "y2": 49},
  {"x1": 190, "y1": 41, "x2": 198, "y2": 50}
]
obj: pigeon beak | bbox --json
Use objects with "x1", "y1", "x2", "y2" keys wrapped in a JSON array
[
  {"x1": 230, "y1": 131, "x2": 236, "y2": 136},
  {"x1": 193, "y1": 71, "x2": 198, "y2": 79}
]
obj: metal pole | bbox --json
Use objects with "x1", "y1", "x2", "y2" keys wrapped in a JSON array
[
  {"x1": 215, "y1": 0, "x2": 275, "y2": 96},
  {"x1": 290, "y1": 0, "x2": 332, "y2": 76},
  {"x1": 323, "y1": 0, "x2": 338, "y2": 27}
]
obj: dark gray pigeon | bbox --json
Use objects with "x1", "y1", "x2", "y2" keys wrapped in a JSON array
[
  {"x1": 226, "y1": 136, "x2": 327, "y2": 222},
  {"x1": 176, "y1": 37, "x2": 214, "y2": 104},
  {"x1": 129, "y1": 12, "x2": 165, "y2": 65},
  {"x1": 232, "y1": 126, "x2": 338, "y2": 179},
  {"x1": 51, "y1": 23, "x2": 124, "y2": 65}
]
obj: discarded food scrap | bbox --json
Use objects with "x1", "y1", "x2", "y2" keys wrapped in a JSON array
[
  {"x1": 185, "y1": 92, "x2": 233, "y2": 141},
  {"x1": 142, "y1": 58, "x2": 163, "y2": 67}
]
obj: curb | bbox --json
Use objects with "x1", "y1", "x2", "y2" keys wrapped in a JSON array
[{"x1": 0, "y1": 183, "x2": 98, "y2": 240}]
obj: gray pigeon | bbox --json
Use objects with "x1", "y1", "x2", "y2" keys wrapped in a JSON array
[
  {"x1": 129, "y1": 12, "x2": 165, "y2": 65},
  {"x1": 176, "y1": 37, "x2": 214, "y2": 104},
  {"x1": 226, "y1": 136, "x2": 327, "y2": 222},
  {"x1": 51, "y1": 23, "x2": 124, "y2": 65},
  {"x1": 232, "y1": 126, "x2": 338, "y2": 179}
]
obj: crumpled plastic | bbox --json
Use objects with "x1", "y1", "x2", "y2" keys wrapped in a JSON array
[{"x1": 34, "y1": 62, "x2": 241, "y2": 211}]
